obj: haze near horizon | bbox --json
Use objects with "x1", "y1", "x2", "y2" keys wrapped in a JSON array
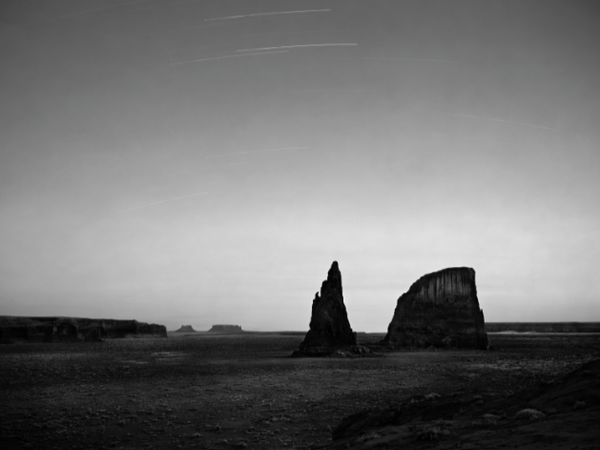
[{"x1": 1, "y1": 0, "x2": 599, "y2": 332}]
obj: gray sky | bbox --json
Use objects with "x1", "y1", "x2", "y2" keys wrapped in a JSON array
[{"x1": 1, "y1": 0, "x2": 599, "y2": 331}]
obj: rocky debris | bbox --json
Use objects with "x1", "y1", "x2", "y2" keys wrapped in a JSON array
[
  {"x1": 208, "y1": 324, "x2": 243, "y2": 333},
  {"x1": 0, "y1": 316, "x2": 167, "y2": 343},
  {"x1": 328, "y1": 346, "x2": 376, "y2": 358},
  {"x1": 324, "y1": 359, "x2": 600, "y2": 449},
  {"x1": 174, "y1": 325, "x2": 196, "y2": 333},
  {"x1": 526, "y1": 358, "x2": 600, "y2": 413},
  {"x1": 292, "y1": 261, "x2": 359, "y2": 356},
  {"x1": 382, "y1": 267, "x2": 488, "y2": 349}
]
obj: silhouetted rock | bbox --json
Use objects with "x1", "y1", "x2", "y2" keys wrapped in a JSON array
[
  {"x1": 382, "y1": 267, "x2": 488, "y2": 349},
  {"x1": 0, "y1": 316, "x2": 167, "y2": 343},
  {"x1": 208, "y1": 324, "x2": 243, "y2": 333},
  {"x1": 293, "y1": 261, "x2": 358, "y2": 356},
  {"x1": 174, "y1": 325, "x2": 196, "y2": 333}
]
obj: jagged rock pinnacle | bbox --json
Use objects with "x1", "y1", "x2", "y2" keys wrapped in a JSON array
[{"x1": 293, "y1": 261, "x2": 357, "y2": 356}]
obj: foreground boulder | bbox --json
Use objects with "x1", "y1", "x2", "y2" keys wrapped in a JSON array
[
  {"x1": 208, "y1": 324, "x2": 243, "y2": 333},
  {"x1": 0, "y1": 316, "x2": 167, "y2": 343},
  {"x1": 293, "y1": 261, "x2": 358, "y2": 356},
  {"x1": 382, "y1": 267, "x2": 488, "y2": 349}
]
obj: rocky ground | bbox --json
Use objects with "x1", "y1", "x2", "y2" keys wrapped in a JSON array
[{"x1": 1, "y1": 332, "x2": 599, "y2": 449}]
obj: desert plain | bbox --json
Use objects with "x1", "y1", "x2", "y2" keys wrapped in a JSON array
[{"x1": 1, "y1": 330, "x2": 599, "y2": 450}]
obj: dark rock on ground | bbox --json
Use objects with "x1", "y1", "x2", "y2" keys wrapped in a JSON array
[
  {"x1": 174, "y1": 325, "x2": 196, "y2": 333},
  {"x1": 208, "y1": 324, "x2": 243, "y2": 333},
  {"x1": 328, "y1": 345, "x2": 377, "y2": 358},
  {"x1": 324, "y1": 359, "x2": 600, "y2": 449},
  {"x1": 0, "y1": 316, "x2": 167, "y2": 343},
  {"x1": 293, "y1": 261, "x2": 358, "y2": 357},
  {"x1": 381, "y1": 267, "x2": 488, "y2": 349}
]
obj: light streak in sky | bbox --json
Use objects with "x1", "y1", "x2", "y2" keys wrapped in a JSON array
[
  {"x1": 152, "y1": 29, "x2": 346, "y2": 56},
  {"x1": 206, "y1": 147, "x2": 310, "y2": 159},
  {"x1": 171, "y1": 50, "x2": 288, "y2": 65},
  {"x1": 237, "y1": 43, "x2": 358, "y2": 52},
  {"x1": 205, "y1": 9, "x2": 331, "y2": 21},
  {"x1": 416, "y1": 105, "x2": 556, "y2": 131},
  {"x1": 116, "y1": 191, "x2": 209, "y2": 214}
]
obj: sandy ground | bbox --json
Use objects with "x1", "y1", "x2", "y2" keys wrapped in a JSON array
[{"x1": 1, "y1": 332, "x2": 599, "y2": 449}]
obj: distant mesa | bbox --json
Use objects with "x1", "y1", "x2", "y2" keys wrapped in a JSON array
[
  {"x1": 382, "y1": 267, "x2": 489, "y2": 350},
  {"x1": 486, "y1": 322, "x2": 600, "y2": 333},
  {"x1": 294, "y1": 261, "x2": 370, "y2": 357},
  {"x1": 174, "y1": 325, "x2": 196, "y2": 333},
  {"x1": 208, "y1": 324, "x2": 243, "y2": 333},
  {"x1": 0, "y1": 316, "x2": 167, "y2": 344}
]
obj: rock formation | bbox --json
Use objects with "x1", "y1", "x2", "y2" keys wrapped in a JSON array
[
  {"x1": 208, "y1": 324, "x2": 243, "y2": 333},
  {"x1": 0, "y1": 316, "x2": 167, "y2": 343},
  {"x1": 382, "y1": 267, "x2": 488, "y2": 349},
  {"x1": 293, "y1": 261, "x2": 358, "y2": 356},
  {"x1": 174, "y1": 325, "x2": 196, "y2": 333}
]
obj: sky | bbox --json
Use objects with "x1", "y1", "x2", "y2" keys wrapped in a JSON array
[{"x1": 1, "y1": 0, "x2": 599, "y2": 332}]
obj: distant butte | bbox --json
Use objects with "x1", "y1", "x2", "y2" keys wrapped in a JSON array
[
  {"x1": 208, "y1": 324, "x2": 243, "y2": 333},
  {"x1": 382, "y1": 267, "x2": 489, "y2": 349},
  {"x1": 174, "y1": 325, "x2": 196, "y2": 333}
]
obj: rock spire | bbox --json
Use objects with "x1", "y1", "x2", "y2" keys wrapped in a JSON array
[{"x1": 293, "y1": 261, "x2": 357, "y2": 356}]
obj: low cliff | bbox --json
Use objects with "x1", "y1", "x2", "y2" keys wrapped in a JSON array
[
  {"x1": 486, "y1": 322, "x2": 600, "y2": 333},
  {"x1": 0, "y1": 316, "x2": 167, "y2": 343},
  {"x1": 382, "y1": 267, "x2": 488, "y2": 349}
]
